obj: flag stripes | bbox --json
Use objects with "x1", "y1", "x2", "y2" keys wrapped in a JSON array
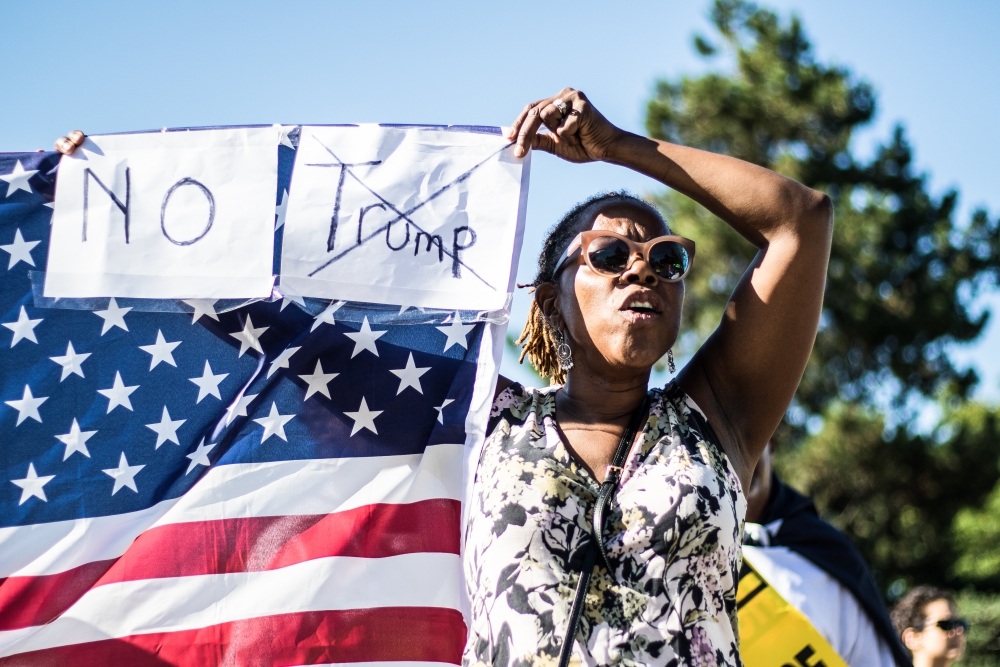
[
  {"x1": 0, "y1": 498, "x2": 461, "y2": 631},
  {"x1": 0, "y1": 552, "x2": 463, "y2": 657},
  {"x1": 0, "y1": 607, "x2": 467, "y2": 666},
  {"x1": 0, "y1": 137, "x2": 507, "y2": 665},
  {"x1": 2, "y1": 447, "x2": 464, "y2": 579}
]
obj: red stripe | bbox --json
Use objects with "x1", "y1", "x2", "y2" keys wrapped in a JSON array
[
  {"x1": 0, "y1": 499, "x2": 459, "y2": 631},
  {"x1": 0, "y1": 607, "x2": 467, "y2": 666},
  {"x1": 0, "y1": 560, "x2": 116, "y2": 636}
]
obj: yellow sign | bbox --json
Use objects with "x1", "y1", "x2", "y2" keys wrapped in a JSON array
[{"x1": 737, "y1": 554, "x2": 849, "y2": 667}]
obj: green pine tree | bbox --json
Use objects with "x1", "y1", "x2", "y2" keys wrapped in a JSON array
[
  {"x1": 645, "y1": 0, "x2": 999, "y2": 430},
  {"x1": 642, "y1": 5, "x2": 1000, "y2": 662}
]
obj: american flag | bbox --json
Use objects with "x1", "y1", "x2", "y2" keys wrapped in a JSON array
[{"x1": 0, "y1": 133, "x2": 504, "y2": 665}]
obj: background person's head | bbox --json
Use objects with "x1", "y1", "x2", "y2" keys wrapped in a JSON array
[
  {"x1": 517, "y1": 191, "x2": 684, "y2": 384},
  {"x1": 892, "y1": 586, "x2": 966, "y2": 666}
]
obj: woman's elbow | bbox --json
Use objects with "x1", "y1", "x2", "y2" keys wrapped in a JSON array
[
  {"x1": 805, "y1": 190, "x2": 834, "y2": 231},
  {"x1": 776, "y1": 189, "x2": 832, "y2": 251},
  {"x1": 782, "y1": 189, "x2": 833, "y2": 245}
]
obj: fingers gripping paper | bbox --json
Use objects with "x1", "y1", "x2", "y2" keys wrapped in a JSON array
[
  {"x1": 279, "y1": 126, "x2": 529, "y2": 311},
  {"x1": 44, "y1": 128, "x2": 279, "y2": 299}
]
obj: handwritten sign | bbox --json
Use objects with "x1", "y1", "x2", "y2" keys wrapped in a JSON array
[
  {"x1": 44, "y1": 128, "x2": 278, "y2": 299},
  {"x1": 279, "y1": 125, "x2": 529, "y2": 311}
]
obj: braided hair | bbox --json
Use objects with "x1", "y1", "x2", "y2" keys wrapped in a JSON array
[{"x1": 515, "y1": 190, "x2": 669, "y2": 384}]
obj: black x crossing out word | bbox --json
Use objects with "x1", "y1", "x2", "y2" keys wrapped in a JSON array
[{"x1": 304, "y1": 137, "x2": 514, "y2": 289}]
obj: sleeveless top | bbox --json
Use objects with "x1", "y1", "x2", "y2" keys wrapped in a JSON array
[{"x1": 462, "y1": 383, "x2": 747, "y2": 667}]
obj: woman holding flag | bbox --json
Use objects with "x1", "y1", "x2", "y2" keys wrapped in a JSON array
[{"x1": 56, "y1": 86, "x2": 833, "y2": 666}]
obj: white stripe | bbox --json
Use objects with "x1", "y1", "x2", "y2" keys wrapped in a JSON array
[
  {"x1": 0, "y1": 444, "x2": 463, "y2": 578},
  {"x1": 0, "y1": 501, "x2": 176, "y2": 579},
  {"x1": 0, "y1": 551, "x2": 462, "y2": 657}
]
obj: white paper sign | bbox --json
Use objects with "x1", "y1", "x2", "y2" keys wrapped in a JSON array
[
  {"x1": 45, "y1": 128, "x2": 279, "y2": 299},
  {"x1": 279, "y1": 126, "x2": 529, "y2": 311}
]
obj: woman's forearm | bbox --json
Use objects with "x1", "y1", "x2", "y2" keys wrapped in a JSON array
[{"x1": 604, "y1": 131, "x2": 830, "y2": 248}]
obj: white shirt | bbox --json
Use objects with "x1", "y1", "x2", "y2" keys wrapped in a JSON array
[{"x1": 743, "y1": 526, "x2": 896, "y2": 667}]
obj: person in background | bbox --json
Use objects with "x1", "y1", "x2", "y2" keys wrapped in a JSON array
[
  {"x1": 891, "y1": 587, "x2": 967, "y2": 667},
  {"x1": 743, "y1": 440, "x2": 912, "y2": 666}
]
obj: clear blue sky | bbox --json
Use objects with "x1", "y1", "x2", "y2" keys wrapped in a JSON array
[{"x1": 3, "y1": 0, "x2": 997, "y2": 398}]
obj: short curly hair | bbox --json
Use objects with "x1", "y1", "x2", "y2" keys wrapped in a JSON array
[
  {"x1": 891, "y1": 585, "x2": 955, "y2": 636},
  {"x1": 514, "y1": 191, "x2": 670, "y2": 383}
]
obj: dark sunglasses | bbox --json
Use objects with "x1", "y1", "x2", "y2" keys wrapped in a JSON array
[
  {"x1": 923, "y1": 618, "x2": 969, "y2": 633},
  {"x1": 553, "y1": 231, "x2": 696, "y2": 282}
]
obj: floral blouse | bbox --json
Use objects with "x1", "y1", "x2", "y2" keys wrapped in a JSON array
[{"x1": 462, "y1": 383, "x2": 747, "y2": 667}]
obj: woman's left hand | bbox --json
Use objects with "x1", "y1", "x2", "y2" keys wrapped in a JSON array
[
  {"x1": 508, "y1": 88, "x2": 625, "y2": 163},
  {"x1": 54, "y1": 130, "x2": 85, "y2": 155}
]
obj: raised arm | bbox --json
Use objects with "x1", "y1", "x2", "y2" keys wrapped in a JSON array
[
  {"x1": 609, "y1": 121, "x2": 832, "y2": 485},
  {"x1": 511, "y1": 88, "x2": 832, "y2": 485}
]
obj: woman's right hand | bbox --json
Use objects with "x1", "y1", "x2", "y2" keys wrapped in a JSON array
[
  {"x1": 54, "y1": 130, "x2": 85, "y2": 155},
  {"x1": 508, "y1": 88, "x2": 627, "y2": 164}
]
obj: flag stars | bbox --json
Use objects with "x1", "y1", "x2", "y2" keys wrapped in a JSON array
[
  {"x1": 139, "y1": 330, "x2": 181, "y2": 370},
  {"x1": 185, "y1": 438, "x2": 216, "y2": 474},
  {"x1": 183, "y1": 299, "x2": 219, "y2": 324},
  {"x1": 1, "y1": 229, "x2": 40, "y2": 269},
  {"x1": 298, "y1": 360, "x2": 338, "y2": 401},
  {"x1": 253, "y1": 402, "x2": 295, "y2": 442},
  {"x1": 56, "y1": 418, "x2": 97, "y2": 460},
  {"x1": 436, "y1": 312, "x2": 474, "y2": 352},
  {"x1": 3, "y1": 306, "x2": 42, "y2": 347},
  {"x1": 102, "y1": 452, "x2": 144, "y2": 495},
  {"x1": 344, "y1": 397, "x2": 382, "y2": 436},
  {"x1": 344, "y1": 316, "x2": 386, "y2": 358},
  {"x1": 274, "y1": 188, "x2": 289, "y2": 230},
  {"x1": 390, "y1": 353, "x2": 431, "y2": 394},
  {"x1": 434, "y1": 398, "x2": 455, "y2": 424},
  {"x1": 0, "y1": 160, "x2": 39, "y2": 197},
  {"x1": 5, "y1": 385, "x2": 47, "y2": 425},
  {"x1": 225, "y1": 391, "x2": 258, "y2": 426},
  {"x1": 145, "y1": 406, "x2": 186, "y2": 448},
  {"x1": 274, "y1": 124, "x2": 297, "y2": 150},
  {"x1": 190, "y1": 361, "x2": 229, "y2": 403},
  {"x1": 310, "y1": 300, "x2": 344, "y2": 332},
  {"x1": 11, "y1": 463, "x2": 54, "y2": 504},
  {"x1": 50, "y1": 341, "x2": 90, "y2": 380},
  {"x1": 267, "y1": 346, "x2": 301, "y2": 378},
  {"x1": 94, "y1": 298, "x2": 131, "y2": 335},
  {"x1": 97, "y1": 372, "x2": 139, "y2": 413},
  {"x1": 277, "y1": 282, "x2": 305, "y2": 311},
  {"x1": 229, "y1": 315, "x2": 268, "y2": 356}
]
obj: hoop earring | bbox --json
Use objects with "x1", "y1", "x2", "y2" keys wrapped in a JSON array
[
  {"x1": 667, "y1": 349, "x2": 676, "y2": 374},
  {"x1": 554, "y1": 328, "x2": 574, "y2": 373}
]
